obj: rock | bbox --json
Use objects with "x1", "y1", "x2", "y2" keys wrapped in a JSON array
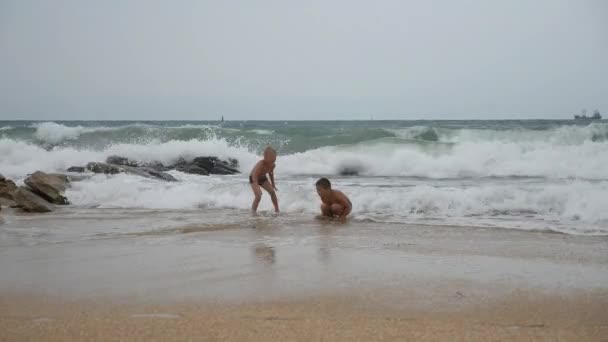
[
  {"x1": 14, "y1": 187, "x2": 54, "y2": 213},
  {"x1": 86, "y1": 162, "x2": 177, "y2": 182},
  {"x1": 144, "y1": 161, "x2": 167, "y2": 171},
  {"x1": 170, "y1": 157, "x2": 188, "y2": 168},
  {"x1": 175, "y1": 164, "x2": 209, "y2": 176},
  {"x1": 0, "y1": 174, "x2": 18, "y2": 203},
  {"x1": 87, "y1": 162, "x2": 121, "y2": 174},
  {"x1": 191, "y1": 157, "x2": 240, "y2": 175},
  {"x1": 106, "y1": 155, "x2": 139, "y2": 167},
  {"x1": 228, "y1": 158, "x2": 239, "y2": 168},
  {"x1": 137, "y1": 167, "x2": 178, "y2": 182},
  {"x1": 0, "y1": 198, "x2": 17, "y2": 208},
  {"x1": 24, "y1": 171, "x2": 70, "y2": 205},
  {"x1": 210, "y1": 162, "x2": 240, "y2": 175},
  {"x1": 337, "y1": 162, "x2": 365, "y2": 176},
  {"x1": 67, "y1": 166, "x2": 86, "y2": 173},
  {"x1": 338, "y1": 167, "x2": 360, "y2": 176},
  {"x1": 191, "y1": 157, "x2": 216, "y2": 171}
]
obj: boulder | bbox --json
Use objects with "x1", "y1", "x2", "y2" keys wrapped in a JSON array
[
  {"x1": 191, "y1": 157, "x2": 240, "y2": 175},
  {"x1": 106, "y1": 155, "x2": 139, "y2": 167},
  {"x1": 175, "y1": 164, "x2": 209, "y2": 176},
  {"x1": 169, "y1": 157, "x2": 188, "y2": 168},
  {"x1": 24, "y1": 171, "x2": 70, "y2": 205},
  {"x1": 210, "y1": 161, "x2": 240, "y2": 175},
  {"x1": 67, "y1": 166, "x2": 86, "y2": 173},
  {"x1": 338, "y1": 167, "x2": 360, "y2": 176},
  {"x1": 337, "y1": 162, "x2": 364, "y2": 176},
  {"x1": 228, "y1": 158, "x2": 239, "y2": 169},
  {"x1": 14, "y1": 187, "x2": 54, "y2": 213},
  {"x1": 0, "y1": 174, "x2": 18, "y2": 204},
  {"x1": 137, "y1": 167, "x2": 178, "y2": 182},
  {"x1": 87, "y1": 162, "x2": 121, "y2": 174},
  {"x1": 0, "y1": 198, "x2": 17, "y2": 208},
  {"x1": 144, "y1": 161, "x2": 167, "y2": 171},
  {"x1": 191, "y1": 157, "x2": 216, "y2": 171}
]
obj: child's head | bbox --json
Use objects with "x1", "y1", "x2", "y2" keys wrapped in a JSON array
[
  {"x1": 316, "y1": 178, "x2": 331, "y2": 196},
  {"x1": 263, "y1": 147, "x2": 277, "y2": 163}
]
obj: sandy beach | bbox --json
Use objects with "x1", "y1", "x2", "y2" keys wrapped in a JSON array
[
  {"x1": 1, "y1": 290, "x2": 607, "y2": 341},
  {"x1": 1, "y1": 207, "x2": 607, "y2": 341}
]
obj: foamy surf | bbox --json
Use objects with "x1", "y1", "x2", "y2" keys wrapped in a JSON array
[{"x1": 1, "y1": 120, "x2": 608, "y2": 236}]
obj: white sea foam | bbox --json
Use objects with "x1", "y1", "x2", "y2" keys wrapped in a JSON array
[
  {"x1": 2, "y1": 123, "x2": 608, "y2": 235},
  {"x1": 2, "y1": 130, "x2": 608, "y2": 180},
  {"x1": 32, "y1": 122, "x2": 120, "y2": 144},
  {"x1": 64, "y1": 174, "x2": 608, "y2": 235}
]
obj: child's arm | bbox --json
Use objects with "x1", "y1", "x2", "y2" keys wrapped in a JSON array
[
  {"x1": 269, "y1": 164, "x2": 277, "y2": 190},
  {"x1": 336, "y1": 192, "x2": 352, "y2": 219}
]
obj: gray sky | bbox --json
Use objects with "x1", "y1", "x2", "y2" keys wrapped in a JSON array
[{"x1": 0, "y1": 0, "x2": 606, "y2": 120}]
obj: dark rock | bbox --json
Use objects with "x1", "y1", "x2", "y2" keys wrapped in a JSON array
[
  {"x1": 67, "y1": 166, "x2": 86, "y2": 173},
  {"x1": 175, "y1": 164, "x2": 209, "y2": 176},
  {"x1": 24, "y1": 171, "x2": 70, "y2": 205},
  {"x1": 87, "y1": 162, "x2": 121, "y2": 174},
  {"x1": 210, "y1": 162, "x2": 240, "y2": 175},
  {"x1": 14, "y1": 187, "x2": 54, "y2": 213},
  {"x1": 191, "y1": 157, "x2": 217, "y2": 171},
  {"x1": 138, "y1": 167, "x2": 178, "y2": 182},
  {"x1": 144, "y1": 161, "x2": 167, "y2": 171},
  {"x1": 106, "y1": 155, "x2": 139, "y2": 167},
  {"x1": 190, "y1": 157, "x2": 240, "y2": 175},
  {"x1": 0, "y1": 174, "x2": 18, "y2": 203},
  {"x1": 86, "y1": 162, "x2": 177, "y2": 182},
  {"x1": 339, "y1": 168, "x2": 360, "y2": 176},
  {"x1": 170, "y1": 157, "x2": 188, "y2": 168},
  {"x1": 337, "y1": 163, "x2": 364, "y2": 176},
  {"x1": 228, "y1": 158, "x2": 239, "y2": 168},
  {"x1": 0, "y1": 198, "x2": 17, "y2": 208}
]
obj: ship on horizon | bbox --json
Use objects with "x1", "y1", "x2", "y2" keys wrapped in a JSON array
[{"x1": 574, "y1": 109, "x2": 602, "y2": 120}]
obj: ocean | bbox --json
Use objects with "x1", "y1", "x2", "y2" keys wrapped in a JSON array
[{"x1": 1, "y1": 119, "x2": 608, "y2": 237}]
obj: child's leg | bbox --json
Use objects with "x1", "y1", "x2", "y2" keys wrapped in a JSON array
[
  {"x1": 250, "y1": 182, "x2": 263, "y2": 212},
  {"x1": 320, "y1": 203, "x2": 333, "y2": 217},
  {"x1": 330, "y1": 203, "x2": 345, "y2": 216},
  {"x1": 260, "y1": 182, "x2": 279, "y2": 212}
]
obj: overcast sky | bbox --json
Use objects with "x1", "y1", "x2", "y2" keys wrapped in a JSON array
[{"x1": 0, "y1": 0, "x2": 606, "y2": 120}]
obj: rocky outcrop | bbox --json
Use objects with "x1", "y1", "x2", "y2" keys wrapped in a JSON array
[
  {"x1": 175, "y1": 164, "x2": 209, "y2": 176},
  {"x1": 337, "y1": 162, "x2": 364, "y2": 176},
  {"x1": 14, "y1": 187, "x2": 54, "y2": 213},
  {"x1": 24, "y1": 171, "x2": 70, "y2": 205},
  {"x1": 187, "y1": 157, "x2": 240, "y2": 175},
  {"x1": 86, "y1": 162, "x2": 178, "y2": 182},
  {"x1": 67, "y1": 166, "x2": 86, "y2": 173},
  {"x1": 106, "y1": 155, "x2": 140, "y2": 167},
  {"x1": 0, "y1": 174, "x2": 18, "y2": 207},
  {"x1": 73, "y1": 155, "x2": 240, "y2": 180},
  {"x1": 86, "y1": 162, "x2": 121, "y2": 174}
]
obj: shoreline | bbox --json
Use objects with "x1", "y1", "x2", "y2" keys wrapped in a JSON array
[{"x1": 2, "y1": 208, "x2": 608, "y2": 340}]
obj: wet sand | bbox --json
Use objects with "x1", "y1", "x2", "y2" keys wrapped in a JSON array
[{"x1": 1, "y1": 208, "x2": 608, "y2": 340}]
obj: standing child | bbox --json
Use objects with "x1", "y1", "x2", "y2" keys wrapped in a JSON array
[
  {"x1": 315, "y1": 178, "x2": 352, "y2": 221},
  {"x1": 249, "y1": 147, "x2": 279, "y2": 213}
]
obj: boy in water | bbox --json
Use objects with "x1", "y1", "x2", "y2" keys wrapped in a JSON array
[
  {"x1": 316, "y1": 178, "x2": 352, "y2": 221},
  {"x1": 249, "y1": 147, "x2": 279, "y2": 213}
]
